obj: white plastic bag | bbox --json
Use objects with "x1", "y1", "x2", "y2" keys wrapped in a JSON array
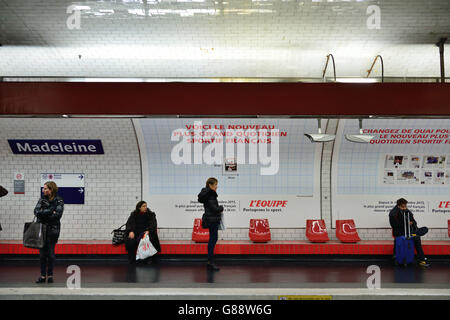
[
  {"x1": 136, "y1": 234, "x2": 157, "y2": 260},
  {"x1": 219, "y1": 212, "x2": 226, "y2": 231}
]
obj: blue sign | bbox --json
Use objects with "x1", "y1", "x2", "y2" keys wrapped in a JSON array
[
  {"x1": 8, "y1": 140, "x2": 104, "y2": 155},
  {"x1": 41, "y1": 173, "x2": 85, "y2": 204}
]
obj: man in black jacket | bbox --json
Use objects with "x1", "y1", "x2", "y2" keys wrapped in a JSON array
[
  {"x1": 389, "y1": 198, "x2": 429, "y2": 267},
  {"x1": 0, "y1": 186, "x2": 7, "y2": 231}
]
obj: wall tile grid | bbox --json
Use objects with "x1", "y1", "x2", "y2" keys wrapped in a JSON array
[{"x1": 0, "y1": 118, "x2": 141, "y2": 240}]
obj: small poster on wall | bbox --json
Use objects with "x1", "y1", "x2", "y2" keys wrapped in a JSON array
[
  {"x1": 14, "y1": 172, "x2": 25, "y2": 195},
  {"x1": 41, "y1": 173, "x2": 85, "y2": 204},
  {"x1": 223, "y1": 157, "x2": 238, "y2": 175},
  {"x1": 382, "y1": 154, "x2": 449, "y2": 185}
]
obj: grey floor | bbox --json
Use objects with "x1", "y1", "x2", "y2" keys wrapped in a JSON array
[{"x1": 1, "y1": 258, "x2": 449, "y2": 289}]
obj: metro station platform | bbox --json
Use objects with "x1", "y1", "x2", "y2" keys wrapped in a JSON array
[{"x1": 0, "y1": 255, "x2": 449, "y2": 300}]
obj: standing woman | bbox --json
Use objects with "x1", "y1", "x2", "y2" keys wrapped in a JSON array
[
  {"x1": 0, "y1": 185, "x2": 8, "y2": 232},
  {"x1": 34, "y1": 181, "x2": 64, "y2": 283},
  {"x1": 125, "y1": 201, "x2": 161, "y2": 264},
  {"x1": 198, "y1": 177, "x2": 223, "y2": 271}
]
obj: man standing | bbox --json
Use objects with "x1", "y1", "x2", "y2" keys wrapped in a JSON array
[{"x1": 389, "y1": 198, "x2": 430, "y2": 267}]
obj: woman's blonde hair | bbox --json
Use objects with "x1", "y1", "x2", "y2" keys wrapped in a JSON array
[
  {"x1": 44, "y1": 181, "x2": 58, "y2": 201},
  {"x1": 206, "y1": 177, "x2": 218, "y2": 188}
]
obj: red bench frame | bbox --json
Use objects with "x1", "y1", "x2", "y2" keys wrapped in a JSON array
[{"x1": 1, "y1": 240, "x2": 449, "y2": 255}]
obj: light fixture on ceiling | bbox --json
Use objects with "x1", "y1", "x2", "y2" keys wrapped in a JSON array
[
  {"x1": 345, "y1": 119, "x2": 374, "y2": 143},
  {"x1": 322, "y1": 54, "x2": 336, "y2": 82},
  {"x1": 366, "y1": 55, "x2": 384, "y2": 83},
  {"x1": 304, "y1": 119, "x2": 336, "y2": 143},
  {"x1": 336, "y1": 78, "x2": 379, "y2": 83},
  {"x1": 436, "y1": 37, "x2": 447, "y2": 83}
]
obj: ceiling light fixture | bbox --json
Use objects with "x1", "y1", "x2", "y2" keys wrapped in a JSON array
[
  {"x1": 345, "y1": 119, "x2": 374, "y2": 143},
  {"x1": 304, "y1": 119, "x2": 336, "y2": 143}
]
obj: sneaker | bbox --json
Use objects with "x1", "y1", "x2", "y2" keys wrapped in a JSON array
[
  {"x1": 35, "y1": 276, "x2": 46, "y2": 284},
  {"x1": 418, "y1": 260, "x2": 430, "y2": 267},
  {"x1": 207, "y1": 262, "x2": 220, "y2": 271},
  {"x1": 47, "y1": 276, "x2": 54, "y2": 283}
]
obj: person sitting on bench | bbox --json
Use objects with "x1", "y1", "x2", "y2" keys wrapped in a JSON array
[{"x1": 389, "y1": 198, "x2": 430, "y2": 267}]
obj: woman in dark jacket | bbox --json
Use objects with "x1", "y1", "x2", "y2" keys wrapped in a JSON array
[
  {"x1": 0, "y1": 185, "x2": 7, "y2": 231},
  {"x1": 33, "y1": 181, "x2": 64, "y2": 283},
  {"x1": 125, "y1": 201, "x2": 161, "y2": 264},
  {"x1": 198, "y1": 177, "x2": 223, "y2": 271}
]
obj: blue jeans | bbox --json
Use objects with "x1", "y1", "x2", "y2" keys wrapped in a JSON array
[{"x1": 208, "y1": 221, "x2": 219, "y2": 262}]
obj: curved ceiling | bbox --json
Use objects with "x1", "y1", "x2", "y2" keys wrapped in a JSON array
[{"x1": 0, "y1": 0, "x2": 449, "y2": 78}]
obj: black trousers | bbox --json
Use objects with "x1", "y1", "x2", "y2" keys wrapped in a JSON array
[
  {"x1": 39, "y1": 239, "x2": 57, "y2": 277},
  {"x1": 125, "y1": 231, "x2": 161, "y2": 263},
  {"x1": 207, "y1": 222, "x2": 219, "y2": 262}
]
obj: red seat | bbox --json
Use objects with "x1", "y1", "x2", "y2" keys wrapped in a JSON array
[
  {"x1": 306, "y1": 219, "x2": 329, "y2": 243},
  {"x1": 336, "y1": 219, "x2": 361, "y2": 243},
  {"x1": 192, "y1": 218, "x2": 209, "y2": 243},
  {"x1": 249, "y1": 219, "x2": 271, "y2": 243}
]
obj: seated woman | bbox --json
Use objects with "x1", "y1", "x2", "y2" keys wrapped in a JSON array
[{"x1": 125, "y1": 201, "x2": 161, "y2": 264}]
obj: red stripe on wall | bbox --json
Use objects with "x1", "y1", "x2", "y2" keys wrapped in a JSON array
[{"x1": 1, "y1": 240, "x2": 449, "y2": 255}]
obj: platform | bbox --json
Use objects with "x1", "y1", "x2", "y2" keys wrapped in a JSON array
[{"x1": 0, "y1": 259, "x2": 449, "y2": 300}]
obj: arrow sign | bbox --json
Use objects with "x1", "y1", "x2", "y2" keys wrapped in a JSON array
[{"x1": 40, "y1": 173, "x2": 85, "y2": 204}]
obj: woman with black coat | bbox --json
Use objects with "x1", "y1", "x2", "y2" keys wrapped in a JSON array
[
  {"x1": 0, "y1": 185, "x2": 7, "y2": 231},
  {"x1": 125, "y1": 201, "x2": 161, "y2": 264},
  {"x1": 33, "y1": 181, "x2": 64, "y2": 283},
  {"x1": 198, "y1": 177, "x2": 224, "y2": 271}
]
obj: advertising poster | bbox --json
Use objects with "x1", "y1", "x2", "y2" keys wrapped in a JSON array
[
  {"x1": 134, "y1": 118, "x2": 323, "y2": 228},
  {"x1": 332, "y1": 119, "x2": 450, "y2": 228}
]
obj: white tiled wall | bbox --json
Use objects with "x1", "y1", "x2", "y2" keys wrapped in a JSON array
[
  {"x1": 0, "y1": 118, "x2": 141, "y2": 240},
  {"x1": 0, "y1": 117, "x2": 447, "y2": 241}
]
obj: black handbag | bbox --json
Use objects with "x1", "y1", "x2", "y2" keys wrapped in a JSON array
[
  {"x1": 111, "y1": 223, "x2": 127, "y2": 245},
  {"x1": 201, "y1": 213, "x2": 208, "y2": 229},
  {"x1": 23, "y1": 217, "x2": 47, "y2": 249}
]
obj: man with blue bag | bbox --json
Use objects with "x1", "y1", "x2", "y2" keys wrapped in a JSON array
[{"x1": 389, "y1": 198, "x2": 430, "y2": 267}]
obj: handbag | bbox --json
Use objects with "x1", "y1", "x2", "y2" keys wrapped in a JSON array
[
  {"x1": 218, "y1": 212, "x2": 226, "y2": 231},
  {"x1": 23, "y1": 217, "x2": 47, "y2": 249},
  {"x1": 201, "y1": 213, "x2": 208, "y2": 229},
  {"x1": 136, "y1": 234, "x2": 157, "y2": 260},
  {"x1": 111, "y1": 223, "x2": 127, "y2": 245}
]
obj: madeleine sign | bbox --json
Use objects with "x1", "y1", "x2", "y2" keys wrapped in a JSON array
[{"x1": 8, "y1": 140, "x2": 104, "y2": 155}]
